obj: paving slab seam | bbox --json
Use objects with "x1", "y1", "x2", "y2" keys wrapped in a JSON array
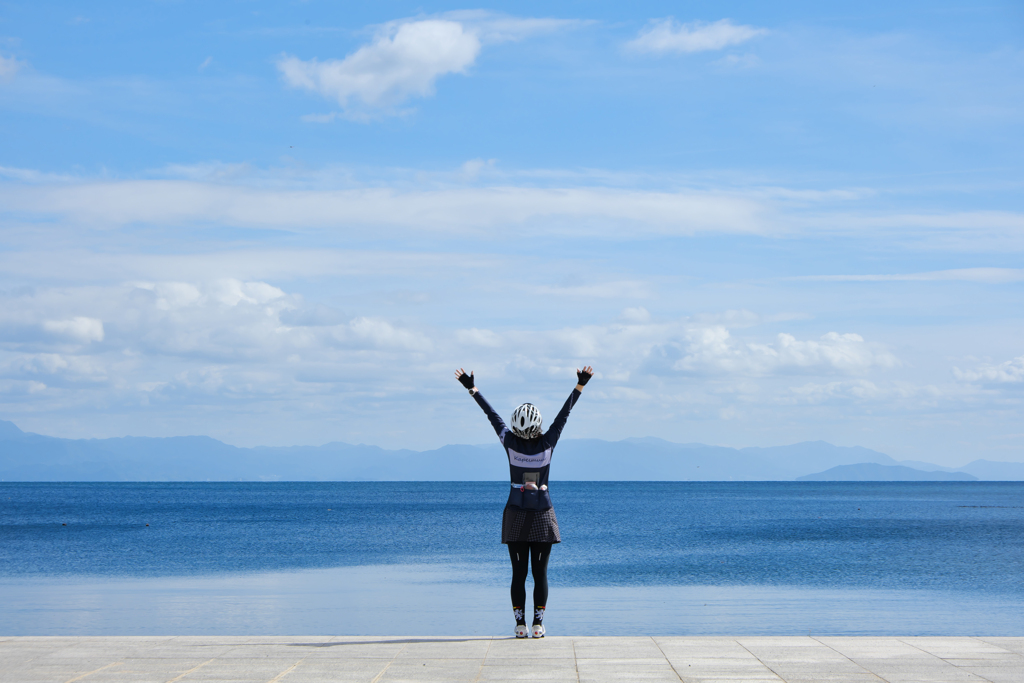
[
  {"x1": 810, "y1": 636, "x2": 890, "y2": 683},
  {"x1": 649, "y1": 636, "x2": 685, "y2": 682},
  {"x1": 266, "y1": 658, "x2": 305, "y2": 683},
  {"x1": 735, "y1": 639, "x2": 786, "y2": 682},
  {"x1": 61, "y1": 661, "x2": 122, "y2": 683},
  {"x1": 966, "y1": 636, "x2": 1017, "y2": 657},
  {"x1": 163, "y1": 657, "x2": 215, "y2": 683},
  {"x1": 368, "y1": 641, "x2": 408, "y2": 683},
  {"x1": 977, "y1": 637, "x2": 1024, "y2": 651},
  {"x1": 5, "y1": 636, "x2": 1024, "y2": 683},
  {"x1": 472, "y1": 637, "x2": 493, "y2": 683},
  {"x1": 896, "y1": 637, "x2": 999, "y2": 683}
]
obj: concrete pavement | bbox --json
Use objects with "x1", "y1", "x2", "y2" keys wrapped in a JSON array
[{"x1": 2, "y1": 636, "x2": 1023, "y2": 683}]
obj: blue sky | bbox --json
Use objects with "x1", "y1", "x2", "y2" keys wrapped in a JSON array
[{"x1": 0, "y1": 1, "x2": 1022, "y2": 464}]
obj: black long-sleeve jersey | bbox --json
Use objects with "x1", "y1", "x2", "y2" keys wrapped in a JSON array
[{"x1": 472, "y1": 388, "x2": 581, "y2": 488}]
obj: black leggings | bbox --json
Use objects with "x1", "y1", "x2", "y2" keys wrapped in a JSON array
[{"x1": 507, "y1": 542, "x2": 552, "y2": 610}]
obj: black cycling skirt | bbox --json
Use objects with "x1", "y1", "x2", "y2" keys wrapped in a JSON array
[{"x1": 501, "y1": 506, "x2": 561, "y2": 544}]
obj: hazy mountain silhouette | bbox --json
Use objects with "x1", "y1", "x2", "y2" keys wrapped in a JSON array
[
  {"x1": 1, "y1": 419, "x2": 1022, "y2": 481},
  {"x1": 797, "y1": 464, "x2": 977, "y2": 481}
]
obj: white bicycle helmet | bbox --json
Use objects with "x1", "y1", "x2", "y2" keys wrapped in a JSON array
[{"x1": 511, "y1": 403, "x2": 542, "y2": 439}]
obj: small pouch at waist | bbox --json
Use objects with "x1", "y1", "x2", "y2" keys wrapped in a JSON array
[{"x1": 507, "y1": 487, "x2": 552, "y2": 511}]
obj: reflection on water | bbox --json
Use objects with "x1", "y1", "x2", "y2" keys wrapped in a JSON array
[{"x1": 2, "y1": 563, "x2": 1021, "y2": 636}]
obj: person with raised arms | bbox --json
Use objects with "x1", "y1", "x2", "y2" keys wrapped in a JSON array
[{"x1": 454, "y1": 365, "x2": 594, "y2": 638}]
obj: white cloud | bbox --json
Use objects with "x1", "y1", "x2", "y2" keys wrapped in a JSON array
[
  {"x1": 211, "y1": 280, "x2": 285, "y2": 306},
  {"x1": 626, "y1": 18, "x2": 767, "y2": 54},
  {"x1": 3, "y1": 283, "x2": 897, "y2": 405},
  {"x1": 0, "y1": 278, "x2": 444, "y2": 421},
  {"x1": 5, "y1": 353, "x2": 108, "y2": 382},
  {"x1": 0, "y1": 54, "x2": 22, "y2": 81},
  {"x1": 0, "y1": 247, "x2": 487, "y2": 284},
  {"x1": 789, "y1": 379, "x2": 884, "y2": 402},
  {"x1": 275, "y1": 13, "x2": 580, "y2": 117},
  {"x1": 670, "y1": 329, "x2": 897, "y2": 376},
  {"x1": 300, "y1": 112, "x2": 339, "y2": 124},
  {"x1": 131, "y1": 279, "x2": 284, "y2": 310},
  {"x1": 530, "y1": 280, "x2": 653, "y2": 299},
  {"x1": 0, "y1": 166, "x2": 77, "y2": 183},
  {"x1": 620, "y1": 307, "x2": 651, "y2": 324},
  {"x1": 277, "y1": 20, "x2": 480, "y2": 111},
  {"x1": 954, "y1": 356, "x2": 1024, "y2": 383},
  {"x1": 23, "y1": 281, "x2": 427, "y2": 365},
  {"x1": 823, "y1": 211, "x2": 1024, "y2": 234},
  {"x1": 5, "y1": 164, "x2": 1023, "y2": 247},
  {"x1": 786, "y1": 379, "x2": 944, "y2": 404},
  {"x1": 456, "y1": 328, "x2": 502, "y2": 347},
  {"x1": 0, "y1": 379, "x2": 47, "y2": 394},
  {"x1": 452, "y1": 319, "x2": 897, "y2": 382},
  {"x1": 439, "y1": 11, "x2": 583, "y2": 43},
  {"x1": 794, "y1": 268, "x2": 1024, "y2": 284},
  {"x1": 0, "y1": 275, "x2": 996, "y2": 452},
  {"x1": 341, "y1": 317, "x2": 432, "y2": 352},
  {"x1": 42, "y1": 317, "x2": 104, "y2": 343},
  {"x1": 1, "y1": 180, "x2": 773, "y2": 237},
  {"x1": 715, "y1": 53, "x2": 760, "y2": 68},
  {"x1": 133, "y1": 282, "x2": 203, "y2": 310},
  {"x1": 460, "y1": 158, "x2": 497, "y2": 179}
]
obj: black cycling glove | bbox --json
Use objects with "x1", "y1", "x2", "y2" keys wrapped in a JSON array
[
  {"x1": 458, "y1": 371, "x2": 475, "y2": 390},
  {"x1": 577, "y1": 368, "x2": 593, "y2": 386}
]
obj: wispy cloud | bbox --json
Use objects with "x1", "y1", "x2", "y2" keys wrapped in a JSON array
[
  {"x1": 529, "y1": 280, "x2": 653, "y2": 299},
  {"x1": 0, "y1": 165, "x2": 76, "y2": 183},
  {"x1": 785, "y1": 379, "x2": 945, "y2": 405},
  {"x1": 792, "y1": 268, "x2": 1024, "y2": 284},
  {"x1": 0, "y1": 179, "x2": 774, "y2": 237},
  {"x1": 0, "y1": 54, "x2": 23, "y2": 80},
  {"x1": 5, "y1": 168, "x2": 1024, "y2": 248},
  {"x1": 849, "y1": 211, "x2": 1024, "y2": 232},
  {"x1": 626, "y1": 18, "x2": 767, "y2": 55},
  {"x1": 439, "y1": 10, "x2": 584, "y2": 43},
  {"x1": 954, "y1": 355, "x2": 1024, "y2": 383},
  {"x1": 42, "y1": 317, "x2": 105, "y2": 343},
  {"x1": 300, "y1": 112, "x2": 339, "y2": 124}
]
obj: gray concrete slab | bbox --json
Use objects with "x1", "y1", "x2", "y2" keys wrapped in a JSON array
[{"x1": 1, "y1": 636, "x2": 1023, "y2": 683}]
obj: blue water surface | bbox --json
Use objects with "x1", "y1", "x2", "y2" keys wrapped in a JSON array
[
  {"x1": 1, "y1": 482, "x2": 1022, "y2": 635},
  {"x1": 3, "y1": 481, "x2": 1023, "y2": 590}
]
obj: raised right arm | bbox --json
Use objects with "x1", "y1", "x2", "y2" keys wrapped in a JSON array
[
  {"x1": 456, "y1": 368, "x2": 507, "y2": 441},
  {"x1": 472, "y1": 391, "x2": 508, "y2": 439}
]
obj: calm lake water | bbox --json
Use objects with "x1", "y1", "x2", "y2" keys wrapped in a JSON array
[{"x1": 1, "y1": 482, "x2": 1022, "y2": 635}]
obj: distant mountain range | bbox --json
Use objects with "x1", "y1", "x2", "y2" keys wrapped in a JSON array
[
  {"x1": 797, "y1": 464, "x2": 977, "y2": 482},
  {"x1": 1, "y1": 419, "x2": 1023, "y2": 481}
]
